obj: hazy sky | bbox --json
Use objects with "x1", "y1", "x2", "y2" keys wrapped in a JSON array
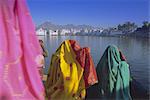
[{"x1": 27, "y1": 0, "x2": 149, "y2": 28}]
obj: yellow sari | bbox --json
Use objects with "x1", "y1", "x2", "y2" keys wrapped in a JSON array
[{"x1": 45, "y1": 40, "x2": 97, "y2": 100}]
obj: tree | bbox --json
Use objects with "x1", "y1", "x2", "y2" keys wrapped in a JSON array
[
  {"x1": 143, "y1": 21, "x2": 149, "y2": 27},
  {"x1": 118, "y1": 24, "x2": 122, "y2": 30},
  {"x1": 117, "y1": 22, "x2": 137, "y2": 33}
]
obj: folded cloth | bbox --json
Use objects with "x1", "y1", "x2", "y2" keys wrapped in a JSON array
[{"x1": 96, "y1": 45, "x2": 132, "y2": 100}]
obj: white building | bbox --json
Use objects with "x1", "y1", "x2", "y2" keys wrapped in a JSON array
[
  {"x1": 49, "y1": 30, "x2": 59, "y2": 36},
  {"x1": 72, "y1": 29, "x2": 81, "y2": 34},
  {"x1": 36, "y1": 28, "x2": 47, "y2": 35},
  {"x1": 84, "y1": 29, "x2": 89, "y2": 33},
  {"x1": 60, "y1": 29, "x2": 71, "y2": 35}
]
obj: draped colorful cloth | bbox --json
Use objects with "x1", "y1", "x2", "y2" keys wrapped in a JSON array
[
  {"x1": 0, "y1": 0, "x2": 44, "y2": 99},
  {"x1": 45, "y1": 40, "x2": 98, "y2": 99},
  {"x1": 96, "y1": 45, "x2": 132, "y2": 100}
]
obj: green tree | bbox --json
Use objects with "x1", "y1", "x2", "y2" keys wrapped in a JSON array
[
  {"x1": 143, "y1": 21, "x2": 149, "y2": 27},
  {"x1": 117, "y1": 22, "x2": 137, "y2": 33}
]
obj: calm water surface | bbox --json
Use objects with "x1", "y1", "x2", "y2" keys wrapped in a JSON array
[{"x1": 38, "y1": 36, "x2": 150, "y2": 90}]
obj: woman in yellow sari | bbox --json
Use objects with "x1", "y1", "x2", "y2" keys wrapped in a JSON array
[{"x1": 45, "y1": 40, "x2": 98, "y2": 100}]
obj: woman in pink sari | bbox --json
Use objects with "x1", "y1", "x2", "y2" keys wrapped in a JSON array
[{"x1": 0, "y1": 0, "x2": 44, "y2": 99}]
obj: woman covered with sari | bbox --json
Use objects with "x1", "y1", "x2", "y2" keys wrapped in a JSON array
[
  {"x1": 0, "y1": 0, "x2": 44, "y2": 99},
  {"x1": 96, "y1": 45, "x2": 132, "y2": 100},
  {"x1": 45, "y1": 40, "x2": 98, "y2": 99}
]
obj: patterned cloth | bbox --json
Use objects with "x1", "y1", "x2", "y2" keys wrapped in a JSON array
[
  {"x1": 45, "y1": 40, "x2": 98, "y2": 99},
  {"x1": 0, "y1": 0, "x2": 44, "y2": 99}
]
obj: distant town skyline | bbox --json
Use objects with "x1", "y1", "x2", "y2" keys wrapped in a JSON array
[{"x1": 27, "y1": 0, "x2": 149, "y2": 28}]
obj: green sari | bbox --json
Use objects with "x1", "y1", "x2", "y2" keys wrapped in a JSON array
[{"x1": 96, "y1": 45, "x2": 132, "y2": 100}]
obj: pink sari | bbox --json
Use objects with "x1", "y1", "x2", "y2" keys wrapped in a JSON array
[{"x1": 0, "y1": 0, "x2": 44, "y2": 99}]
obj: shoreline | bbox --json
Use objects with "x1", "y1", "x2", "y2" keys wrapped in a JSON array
[{"x1": 37, "y1": 34, "x2": 150, "y2": 39}]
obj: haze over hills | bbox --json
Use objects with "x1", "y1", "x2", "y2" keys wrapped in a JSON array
[
  {"x1": 36, "y1": 21, "x2": 150, "y2": 38},
  {"x1": 36, "y1": 21, "x2": 100, "y2": 30}
]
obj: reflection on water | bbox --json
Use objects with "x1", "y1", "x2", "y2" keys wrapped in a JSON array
[{"x1": 38, "y1": 36, "x2": 150, "y2": 90}]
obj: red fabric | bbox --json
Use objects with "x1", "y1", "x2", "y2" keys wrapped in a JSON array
[
  {"x1": 83, "y1": 48, "x2": 98, "y2": 87},
  {"x1": 119, "y1": 50, "x2": 126, "y2": 61},
  {"x1": 69, "y1": 40, "x2": 85, "y2": 68},
  {"x1": 69, "y1": 40, "x2": 98, "y2": 88}
]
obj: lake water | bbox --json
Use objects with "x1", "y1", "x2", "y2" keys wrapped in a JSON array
[{"x1": 38, "y1": 36, "x2": 150, "y2": 90}]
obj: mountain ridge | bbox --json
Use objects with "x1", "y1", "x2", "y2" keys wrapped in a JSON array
[{"x1": 36, "y1": 21, "x2": 100, "y2": 30}]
